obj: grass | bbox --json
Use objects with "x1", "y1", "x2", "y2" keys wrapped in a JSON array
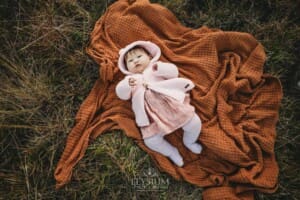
[{"x1": 0, "y1": 0, "x2": 299, "y2": 199}]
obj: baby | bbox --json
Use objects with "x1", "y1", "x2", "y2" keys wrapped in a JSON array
[{"x1": 115, "y1": 41, "x2": 202, "y2": 167}]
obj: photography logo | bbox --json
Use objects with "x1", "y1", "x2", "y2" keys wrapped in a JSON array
[{"x1": 131, "y1": 167, "x2": 169, "y2": 191}]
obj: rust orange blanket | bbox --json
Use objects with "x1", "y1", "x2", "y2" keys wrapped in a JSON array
[{"x1": 54, "y1": 0, "x2": 282, "y2": 199}]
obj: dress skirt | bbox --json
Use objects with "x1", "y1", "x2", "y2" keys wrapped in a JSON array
[{"x1": 140, "y1": 89, "x2": 195, "y2": 139}]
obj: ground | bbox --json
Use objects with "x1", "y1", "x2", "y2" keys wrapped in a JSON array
[{"x1": 0, "y1": 0, "x2": 299, "y2": 199}]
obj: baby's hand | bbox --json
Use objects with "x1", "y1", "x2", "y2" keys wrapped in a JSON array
[{"x1": 128, "y1": 78, "x2": 137, "y2": 87}]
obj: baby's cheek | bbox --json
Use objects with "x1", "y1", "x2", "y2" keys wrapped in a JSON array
[{"x1": 128, "y1": 65, "x2": 135, "y2": 72}]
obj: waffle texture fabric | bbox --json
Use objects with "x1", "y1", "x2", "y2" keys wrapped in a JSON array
[{"x1": 54, "y1": 0, "x2": 282, "y2": 199}]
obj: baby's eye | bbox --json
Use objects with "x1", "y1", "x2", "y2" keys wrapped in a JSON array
[
  {"x1": 137, "y1": 55, "x2": 142, "y2": 58},
  {"x1": 128, "y1": 59, "x2": 133, "y2": 62}
]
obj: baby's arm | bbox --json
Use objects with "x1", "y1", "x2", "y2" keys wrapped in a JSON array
[
  {"x1": 115, "y1": 76, "x2": 132, "y2": 100},
  {"x1": 152, "y1": 61, "x2": 179, "y2": 79}
]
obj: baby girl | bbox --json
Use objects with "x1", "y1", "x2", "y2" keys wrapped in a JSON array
[{"x1": 115, "y1": 41, "x2": 202, "y2": 167}]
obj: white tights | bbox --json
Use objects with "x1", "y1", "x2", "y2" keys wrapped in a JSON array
[{"x1": 144, "y1": 114, "x2": 202, "y2": 167}]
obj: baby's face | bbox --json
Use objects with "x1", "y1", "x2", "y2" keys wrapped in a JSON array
[{"x1": 125, "y1": 48, "x2": 151, "y2": 73}]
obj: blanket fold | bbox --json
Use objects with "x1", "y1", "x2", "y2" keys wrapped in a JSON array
[{"x1": 54, "y1": 0, "x2": 282, "y2": 199}]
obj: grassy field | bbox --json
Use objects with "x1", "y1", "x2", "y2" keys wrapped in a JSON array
[{"x1": 0, "y1": 0, "x2": 299, "y2": 199}]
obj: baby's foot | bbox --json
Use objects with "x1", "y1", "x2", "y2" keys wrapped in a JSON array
[
  {"x1": 169, "y1": 149, "x2": 184, "y2": 167},
  {"x1": 184, "y1": 143, "x2": 202, "y2": 154}
]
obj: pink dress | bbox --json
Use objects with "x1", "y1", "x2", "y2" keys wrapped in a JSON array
[{"x1": 140, "y1": 89, "x2": 195, "y2": 139}]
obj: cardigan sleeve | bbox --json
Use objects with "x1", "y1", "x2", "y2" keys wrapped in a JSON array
[
  {"x1": 153, "y1": 61, "x2": 179, "y2": 79},
  {"x1": 115, "y1": 76, "x2": 132, "y2": 100}
]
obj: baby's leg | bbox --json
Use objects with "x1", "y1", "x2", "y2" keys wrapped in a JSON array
[
  {"x1": 144, "y1": 134, "x2": 184, "y2": 167},
  {"x1": 182, "y1": 114, "x2": 202, "y2": 154}
]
